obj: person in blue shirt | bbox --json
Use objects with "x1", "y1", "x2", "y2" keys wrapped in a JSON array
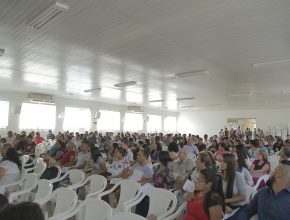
[{"x1": 235, "y1": 160, "x2": 290, "y2": 220}]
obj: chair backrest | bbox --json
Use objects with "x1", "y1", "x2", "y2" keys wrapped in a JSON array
[
  {"x1": 253, "y1": 174, "x2": 269, "y2": 191},
  {"x1": 34, "y1": 179, "x2": 53, "y2": 204},
  {"x1": 67, "y1": 169, "x2": 85, "y2": 185},
  {"x1": 268, "y1": 155, "x2": 279, "y2": 173},
  {"x1": 52, "y1": 188, "x2": 78, "y2": 217},
  {"x1": 86, "y1": 175, "x2": 107, "y2": 195},
  {"x1": 152, "y1": 162, "x2": 160, "y2": 169},
  {"x1": 81, "y1": 198, "x2": 112, "y2": 220},
  {"x1": 18, "y1": 173, "x2": 38, "y2": 202},
  {"x1": 117, "y1": 180, "x2": 141, "y2": 211},
  {"x1": 111, "y1": 212, "x2": 147, "y2": 220},
  {"x1": 34, "y1": 161, "x2": 47, "y2": 179},
  {"x1": 145, "y1": 188, "x2": 177, "y2": 218},
  {"x1": 20, "y1": 155, "x2": 30, "y2": 167}
]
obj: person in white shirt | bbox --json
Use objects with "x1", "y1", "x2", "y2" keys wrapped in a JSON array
[
  {"x1": 108, "y1": 147, "x2": 130, "y2": 179},
  {"x1": 72, "y1": 132, "x2": 82, "y2": 152},
  {"x1": 5, "y1": 131, "x2": 14, "y2": 145},
  {"x1": 0, "y1": 148, "x2": 21, "y2": 192},
  {"x1": 183, "y1": 139, "x2": 199, "y2": 155},
  {"x1": 72, "y1": 140, "x2": 91, "y2": 169},
  {"x1": 121, "y1": 138, "x2": 134, "y2": 164}
]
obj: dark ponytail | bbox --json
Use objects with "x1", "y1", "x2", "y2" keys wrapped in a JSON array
[{"x1": 6, "y1": 148, "x2": 22, "y2": 171}]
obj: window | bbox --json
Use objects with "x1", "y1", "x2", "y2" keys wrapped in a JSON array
[
  {"x1": 63, "y1": 107, "x2": 91, "y2": 132},
  {"x1": 164, "y1": 116, "x2": 177, "y2": 133},
  {"x1": 97, "y1": 110, "x2": 120, "y2": 131},
  {"x1": 19, "y1": 103, "x2": 56, "y2": 130},
  {"x1": 124, "y1": 113, "x2": 143, "y2": 131},
  {"x1": 0, "y1": 101, "x2": 9, "y2": 128},
  {"x1": 147, "y1": 115, "x2": 161, "y2": 132}
]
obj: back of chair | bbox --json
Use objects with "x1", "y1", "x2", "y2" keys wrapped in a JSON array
[
  {"x1": 146, "y1": 188, "x2": 177, "y2": 219},
  {"x1": 87, "y1": 175, "x2": 107, "y2": 195},
  {"x1": 117, "y1": 180, "x2": 141, "y2": 211},
  {"x1": 16, "y1": 173, "x2": 38, "y2": 202},
  {"x1": 20, "y1": 155, "x2": 30, "y2": 167},
  {"x1": 253, "y1": 174, "x2": 269, "y2": 191},
  {"x1": 34, "y1": 179, "x2": 53, "y2": 204},
  {"x1": 82, "y1": 198, "x2": 112, "y2": 220},
  {"x1": 68, "y1": 169, "x2": 85, "y2": 185},
  {"x1": 52, "y1": 188, "x2": 78, "y2": 216},
  {"x1": 34, "y1": 161, "x2": 47, "y2": 179}
]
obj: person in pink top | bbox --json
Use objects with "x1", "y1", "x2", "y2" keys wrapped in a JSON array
[{"x1": 34, "y1": 132, "x2": 45, "y2": 145}]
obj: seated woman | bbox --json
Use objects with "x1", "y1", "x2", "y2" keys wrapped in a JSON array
[
  {"x1": 50, "y1": 139, "x2": 66, "y2": 160},
  {"x1": 60, "y1": 141, "x2": 76, "y2": 167},
  {"x1": 150, "y1": 142, "x2": 162, "y2": 163},
  {"x1": 0, "y1": 148, "x2": 21, "y2": 192},
  {"x1": 153, "y1": 151, "x2": 175, "y2": 189},
  {"x1": 234, "y1": 147, "x2": 253, "y2": 186},
  {"x1": 250, "y1": 147, "x2": 270, "y2": 185},
  {"x1": 214, "y1": 143, "x2": 229, "y2": 162},
  {"x1": 107, "y1": 147, "x2": 130, "y2": 179},
  {"x1": 84, "y1": 146, "x2": 107, "y2": 174},
  {"x1": 220, "y1": 153, "x2": 247, "y2": 211},
  {"x1": 23, "y1": 135, "x2": 36, "y2": 155},
  {"x1": 183, "y1": 168, "x2": 224, "y2": 220}
]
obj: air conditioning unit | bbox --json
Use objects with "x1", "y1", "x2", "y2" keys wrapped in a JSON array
[
  {"x1": 127, "y1": 106, "x2": 143, "y2": 113},
  {"x1": 28, "y1": 93, "x2": 55, "y2": 104}
]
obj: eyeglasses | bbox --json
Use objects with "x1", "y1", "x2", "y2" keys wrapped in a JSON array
[{"x1": 194, "y1": 177, "x2": 206, "y2": 182}]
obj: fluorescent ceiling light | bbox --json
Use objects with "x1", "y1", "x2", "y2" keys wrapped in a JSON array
[
  {"x1": 175, "y1": 70, "x2": 209, "y2": 78},
  {"x1": 229, "y1": 93, "x2": 253, "y2": 97},
  {"x1": 0, "y1": 48, "x2": 5, "y2": 56},
  {"x1": 252, "y1": 58, "x2": 290, "y2": 68},
  {"x1": 176, "y1": 97, "x2": 195, "y2": 101},
  {"x1": 114, "y1": 81, "x2": 137, "y2": 87},
  {"x1": 180, "y1": 105, "x2": 195, "y2": 108},
  {"x1": 84, "y1": 88, "x2": 101, "y2": 93},
  {"x1": 27, "y1": 1, "x2": 69, "y2": 30},
  {"x1": 149, "y1": 99, "x2": 164, "y2": 103}
]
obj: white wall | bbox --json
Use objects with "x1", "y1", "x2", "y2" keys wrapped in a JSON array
[
  {"x1": 177, "y1": 109, "x2": 290, "y2": 136},
  {"x1": 0, "y1": 91, "x2": 177, "y2": 137}
]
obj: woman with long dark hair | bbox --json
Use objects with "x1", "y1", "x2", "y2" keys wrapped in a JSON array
[
  {"x1": 0, "y1": 148, "x2": 21, "y2": 191},
  {"x1": 234, "y1": 148, "x2": 253, "y2": 186},
  {"x1": 85, "y1": 146, "x2": 107, "y2": 173},
  {"x1": 220, "y1": 153, "x2": 246, "y2": 211},
  {"x1": 184, "y1": 168, "x2": 224, "y2": 220}
]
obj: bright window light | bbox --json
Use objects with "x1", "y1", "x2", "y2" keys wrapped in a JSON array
[
  {"x1": 19, "y1": 103, "x2": 56, "y2": 130},
  {"x1": 124, "y1": 113, "x2": 143, "y2": 131},
  {"x1": 97, "y1": 110, "x2": 120, "y2": 131},
  {"x1": 164, "y1": 116, "x2": 177, "y2": 133},
  {"x1": 0, "y1": 101, "x2": 9, "y2": 128},
  {"x1": 63, "y1": 107, "x2": 91, "y2": 132},
  {"x1": 147, "y1": 115, "x2": 161, "y2": 132}
]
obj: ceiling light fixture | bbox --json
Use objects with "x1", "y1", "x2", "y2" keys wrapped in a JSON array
[
  {"x1": 149, "y1": 99, "x2": 164, "y2": 103},
  {"x1": 84, "y1": 88, "x2": 101, "y2": 93},
  {"x1": 180, "y1": 105, "x2": 195, "y2": 108},
  {"x1": 114, "y1": 81, "x2": 137, "y2": 88},
  {"x1": 27, "y1": 1, "x2": 69, "y2": 30},
  {"x1": 0, "y1": 48, "x2": 5, "y2": 56},
  {"x1": 252, "y1": 58, "x2": 290, "y2": 68},
  {"x1": 176, "y1": 97, "x2": 195, "y2": 101},
  {"x1": 175, "y1": 70, "x2": 209, "y2": 78},
  {"x1": 229, "y1": 93, "x2": 253, "y2": 97}
]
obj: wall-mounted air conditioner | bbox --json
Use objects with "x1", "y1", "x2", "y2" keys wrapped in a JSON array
[
  {"x1": 28, "y1": 93, "x2": 55, "y2": 104},
  {"x1": 127, "y1": 106, "x2": 143, "y2": 113}
]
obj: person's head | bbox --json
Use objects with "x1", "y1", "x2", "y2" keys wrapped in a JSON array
[
  {"x1": 156, "y1": 143, "x2": 162, "y2": 152},
  {"x1": 66, "y1": 141, "x2": 76, "y2": 151},
  {"x1": 80, "y1": 140, "x2": 90, "y2": 152},
  {"x1": 0, "y1": 194, "x2": 8, "y2": 210},
  {"x1": 250, "y1": 139, "x2": 260, "y2": 148},
  {"x1": 220, "y1": 153, "x2": 236, "y2": 198},
  {"x1": 195, "y1": 168, "x2": 218, "y2": 193},
  {"x1": 114, "y1": 147, "x2": 127, "y2": 160},
  {"x1": 234, "y1": 148, "x2": 248, "y2": 169},
  {"x1": 196, "y1": 152, "x2": 212, "y2": 171},
  {"x1": 56, "y1": 139, "x2": 65, "y2": 149},
  {"x1": 267, "y1": 160, "x2": 290, "y2": 190},
  {"x1": 122, "y1": 138, "x2": 129, "y2": 148},
  {"x1": 27, "y1": 135, "x2": 33, "y2": 143},
  {"x1": 5, "y1": 148, "x2": 21, "y2": 170},
  {"x1": 212, "y1": 140, "x2": 218, "y2": 148},
  {"x1": 178, "y1": 148, "x2": 187, "y2": 161},
  {"x1": 91, "y1": 147, "x2": 102, "y2": 162},
  {"x1": 218, "y1": 143, "x2": 228, "y2": 152},
  {"x1": 158, "y1": 151, "x2": 172, "y2": 167},
  {"x1": 0, "y1": 201, "x2": 44, "y2": 220},
  {"x1": 137, "y1": 150, "x2": 149, "y2": 164},
  {"x1": 0, "y1": 143, "x2": 13, "y2": 159},
  {"x1": 258, "y1": 147, "x2": 268, "y2": 161},
  {"x1": 279, "y1": 147, "x2": 290, "y2": 161},
  {"x1": 7, "y1": 131, "x2": 13, "y2": 137},
  {"x1": 35, "y1": 132, "x2": 40, "y2": 137},
  {"x1": 204, "y1": 134, "x2": 208, "y2": 140}
]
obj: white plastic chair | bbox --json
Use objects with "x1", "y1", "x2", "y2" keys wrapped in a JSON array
[
  {"x1": 253, "y1": 174, "x2": 269, "y2": 191},
  {"x1": 152, "y1": 162, "x2": 160, "y2": 170},
  {"x1": 111, "y1": 212, "x2": 147, "y2": 220},
  {"x1": 124, "y1": 188, "x2": 177, "y2": 220},
  {"x1": 98, "y1": 179, "x2": 142, "y2": 214},
  {"x1": 245, "y1": 185, "x2": 257, "y2": 204},
  {"x1": 46, "y1": 165, "x2": 62, "y2": 183},
  {"x1": 33, "y1": 179, "x2": 53, "y2": 206},
  {"x1": 268, "y1": 155, "x2": 279, "y2": 173},
  {"x1": 0, "y1": 168, "x2": 27, "y2": 194},
  {"x1": 8, "y1": 173, "x2": 38, "y2": 203},
  {"x1": 20, "y1": 155, "x2": 30, "y2": 168},
  {"x1": 26, "y1": 159, "x2": 47, "y2": 179},
  {"x1": 69, "y1": 174, "x2": 107, "y2": 198},
  {"x1": 162, "y1": 202, "x2": 186, "y2": 220},
  {"x1": 46, "y1": 188, "x2": 78, "y2": 220},
  {"x1": 59, "y1": 197, "x2": 112, "y2": 220},
  {"x1": 50, "y1": 169, "x2": 85, "y2": 189}
]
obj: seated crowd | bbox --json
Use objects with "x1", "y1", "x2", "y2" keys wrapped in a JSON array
[{"x1": 0, "y1": 127, "x2": 290, "y2": 220}]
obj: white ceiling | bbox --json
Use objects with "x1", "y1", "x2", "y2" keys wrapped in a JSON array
[{"x1": 1, "y1": 0, "x2": 290, "y2": 112}]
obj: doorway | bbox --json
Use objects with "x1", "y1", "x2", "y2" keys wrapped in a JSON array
[{"x1": 227, "y1": 118, "x2": 256, "y2": 133}]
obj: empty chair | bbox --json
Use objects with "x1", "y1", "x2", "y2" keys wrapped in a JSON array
[
  {"x1": 124, "y1": 188, "x2": 177, "y2": 220},
  {"x1": 0, "y1": 168, "x2": 27, "y2": 194},
  {"x1": 33, "y1": 179, "x2": 53, "y2": 206},
  {"x1": 59, "y1": 197, "x2": 112, "y2": 220},
  {"x1": 46, "y1": 188, "x2": 78, "y2": 220},
  {"x1": 8, "y1": 173, "x2": 38, "y2": 203},
  {"x1": 253, "y1": 174, "x2": 269, "y2": 191},
  {"x1": 111, "y1": 212, "x2": 147, "y2": 220},
  {"x1": 98, "y1": 179, "x2": 142, "y2": 214},
  {"x1": 50, "y1": 169, "x2": 85, "y2": 189},
  {"x1": 70, "y1": 174, "x2": 107, "y2": 198}
]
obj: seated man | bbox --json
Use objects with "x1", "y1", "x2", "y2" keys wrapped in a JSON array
[
  {"x1": 172, "y1": 148, "x2": 195, "y2": 178},
  {"x1": 235, "y1": 160, "x2": 290, "y2": 220},
  {"x1": 122, "y1": 150, "x2": 153, "y2": 185}
]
